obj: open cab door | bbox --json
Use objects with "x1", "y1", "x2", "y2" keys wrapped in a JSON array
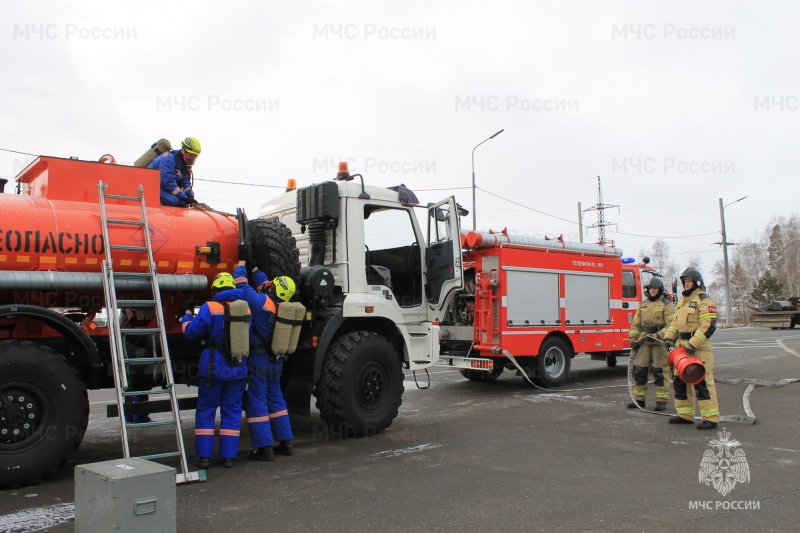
[{"x1": 425, "y1": 197, "x2": 464, "y2": 316}]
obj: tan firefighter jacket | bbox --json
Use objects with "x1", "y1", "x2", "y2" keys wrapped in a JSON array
[{"x1": 628, "y1": 296, "x2": 676, "y2": 343}]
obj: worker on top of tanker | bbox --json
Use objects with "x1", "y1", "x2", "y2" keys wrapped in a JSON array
[
  {"x1": 180, "y1": 272, "x2": 250, "y2": 468},
  {"x1": 233, "y1": 253, "x2": 296, "y2": 461},
  {"x1": 663, "y1": 268, "x2": 720, "y2": 430},
  {"x1": 148, "y1": 136, "x2": 201, "y2": 207},
  {"x1": 627, "y1": 277, "x2": 676, "y2": 411}
]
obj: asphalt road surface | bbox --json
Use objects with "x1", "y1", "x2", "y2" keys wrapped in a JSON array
[{"x1": 1, "y1": 327, "x2": 798, "y2": 532}]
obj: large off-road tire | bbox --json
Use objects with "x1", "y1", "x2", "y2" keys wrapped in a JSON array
[
  {"x1": 248, "y1": 217, "x2": 301, "y2": 281},
  {"x1": 0, "y1": 341, "x2": 89, "y2": 488},
  {"x1": 532, "y1": 337, "x2": 572, "y2": 387},
  {"x1": 315, "y1": 332, "x2": 404, "y2": 436}
]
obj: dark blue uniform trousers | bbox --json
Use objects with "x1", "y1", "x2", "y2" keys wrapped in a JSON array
[
  {"x1": 244, "y1": 358, "x2": 293, "y2": 448},
  {"x1": 195, "y1": 377, "x2": 247, "y2": 458}
]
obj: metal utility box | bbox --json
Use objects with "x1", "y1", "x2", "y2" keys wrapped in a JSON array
[{"x1": 74, "y1": 458, "x2": 176, "y2": 533}]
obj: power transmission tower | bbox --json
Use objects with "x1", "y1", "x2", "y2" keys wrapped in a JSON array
[{"x1": 583, "y1": 176, "x2": 618, "y2": 246}]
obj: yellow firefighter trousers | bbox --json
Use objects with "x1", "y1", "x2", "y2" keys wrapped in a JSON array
[
  {"x1": 673, "y1": 344, "x2": 719, "y2": 423},
  {"x1": 632, "y1": 341, "x2": 670, "y2": 403}
]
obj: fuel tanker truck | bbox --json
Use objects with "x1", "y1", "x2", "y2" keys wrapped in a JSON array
[{"x1": 0, "y1": 155, "x2": 465, "y2": 487}]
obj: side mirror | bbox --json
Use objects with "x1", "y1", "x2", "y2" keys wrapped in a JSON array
[{"x1": 427, "y1": 202, "x2": 448, "y2": 222}]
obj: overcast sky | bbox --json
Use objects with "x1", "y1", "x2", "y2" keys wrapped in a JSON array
[{"x1": 2, "y1": 1, "x2": 797, "y2": 279}]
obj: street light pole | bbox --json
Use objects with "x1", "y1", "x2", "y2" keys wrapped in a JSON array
[
  {"x1": 719, "y1": 196, "x2": 747, "y2": 327},
  {"x1": 471, "y1": 129, "x2": 504, "y2": 231}
]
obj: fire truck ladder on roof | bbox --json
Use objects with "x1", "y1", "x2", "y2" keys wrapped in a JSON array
[{"x1": 98, "y1": 181, "x2": 204, "y2": 484}]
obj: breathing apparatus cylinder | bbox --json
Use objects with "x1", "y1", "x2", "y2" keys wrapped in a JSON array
[{"x1": 134, "y1": 138, "x2": 173, "y2": 168}]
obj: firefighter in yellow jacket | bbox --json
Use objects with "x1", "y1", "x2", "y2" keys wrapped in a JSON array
[
  {"x1": 627, "y1": 277, "x2": 676, "y2": 411},
  {"x1": 663, "y1": 268, "x2": 720, "y2": 429}
]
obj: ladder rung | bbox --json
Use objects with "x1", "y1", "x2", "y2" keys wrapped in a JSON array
[
  {"x1": 110, "y1": 245, "x2": 149, "y2": 251},
  {"x1": 104, "y1": 193, "x2": 141, "y2": 201},
  {"x1": 122, "y1": 388, "x2": 173, "y2": 396},
  {"x1": 117, "y1": 300, "x2": 156, "y2": 307},
  {"x1": 127, "y1": 420, "x2": 176, "y2": 428},
  {"x1": 140, "y1": 452, "x2": 181, "y2": 460},
  {"x1": 106, "y1": 219, "x2": 145, "y2": 226},
  {"x1": 124, "y1": 358, "x2": 165, "y2": 364},
  {"x1": 121, "y1": 328, "x2": 162, "y2": 335},
  {"x1": 114, "y1": 272, "x2": 152, "y2": 278}
]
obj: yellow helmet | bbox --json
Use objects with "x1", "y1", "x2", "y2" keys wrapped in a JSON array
[
  {"x1": 273, "y1": 276, "x2": 296, "y2": 302},
  {"x1": 212, "y1": 272, "x2": 235, "y2": 291},
  {"x1": 181, "y1": 137, "x2": 201, "y2": 155}
]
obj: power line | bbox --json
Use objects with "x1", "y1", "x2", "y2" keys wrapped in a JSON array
[
  {"x1": 0, "y1": 147, "x2": 38, "y2": 157},
  {"x1": 477, "y1": 186, "x2": 577, "y2": 225},
  {"x1": 609, "y1": 229, "x2": 718, "y2": 239},
  {"x1": 194, "y1": 178, "x2": 284, "y2": 189}
]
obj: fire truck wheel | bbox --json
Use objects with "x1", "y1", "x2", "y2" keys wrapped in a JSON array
[
  {"x1": 460, "y1": 366, "x2": 503, "y2": 382},
  {"x1": 532, "y1": 338, "x2": 572, "y2": 387},
  {"x1": 248, "y1": 217, "x2": 301, "y2": 281},
  {"x1": 606, "y1": 355, "x2": 618, "y2": 367},
  {"x1": 0, "y1": 341, "x2": 89, "y2": 488},
  {"x1": 315, "y1": 331, "x2": 404, "y2": 437}
]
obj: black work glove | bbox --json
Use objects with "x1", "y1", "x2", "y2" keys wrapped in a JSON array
[
  {"x1": 184, "y1": 197, "x2": 198, "y2": 205},
  {"x1": 664, "y1": 338, "x2": 674, "y2": 349},
  {"x1": 238, "y1": 243, "x2": 251, "y2": 262},
  {"x1": 176, "y1": 300, "x2": 194, "y2": 324},
  {"x1": 629, "y1": 339, "x2": 641, "y2": 350},
  {"x1": 684, "y1": 344, "x2": 696, "y2": 356}
]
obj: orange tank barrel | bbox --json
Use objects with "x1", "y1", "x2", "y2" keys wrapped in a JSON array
[{"x1": 0, "y1": 157, "x2": 240, "y2": 278}]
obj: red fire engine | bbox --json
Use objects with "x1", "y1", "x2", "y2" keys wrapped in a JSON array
[{"x1": 438, "y1": 229, "x2": 659, "y2": 385}]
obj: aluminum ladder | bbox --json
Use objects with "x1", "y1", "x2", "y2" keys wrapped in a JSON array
[{"x1": 98, "y1": 181, "x2": 204, "y2": 484}]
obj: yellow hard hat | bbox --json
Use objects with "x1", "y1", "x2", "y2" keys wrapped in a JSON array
[
  {"x1": 212, "y1": 272, "x2": 235, "y2": 291},
  {"x1": 181, "y1": 137, "x2": 202, "y2": 155},
  {"x1": 273, "y1": 276, "x2": 296, "y2": 302}
]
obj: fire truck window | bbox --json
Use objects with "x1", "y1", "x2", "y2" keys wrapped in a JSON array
[
  {"x1": 363, "y1": 206, "x2": 422, "y2": 307},
  {"x1": 622, "y1": 270, "x2": 637, "y2": 299}
]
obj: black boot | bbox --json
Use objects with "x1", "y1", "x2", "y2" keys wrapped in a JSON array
[
  {"x1": 195, "y1": 457, "x2": 211, "y2": 469},
  {"x1": 275, "y1": 441, "x2": 294, "y2": 456},
  {"x1": 654, "y1": 402, "x2": 667, "y2": 412},
  {"x1": 696, "y1": 420, "x2": 718, "y2": 430},
  {"x1": 222, "y1": 457, "x2": 235, "y2": 468},
  {"x1": 668, "y1": 416, "x2": 693, "y2": 424},
  {"x1": 247, "y1": 446, "x2": 275, "y2": 461},
  {"x1": 627, "y1": 400, "x2": 645, "y2": 409}
]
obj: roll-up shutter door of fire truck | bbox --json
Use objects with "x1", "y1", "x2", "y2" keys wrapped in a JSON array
[
  {"x1": 505, "y1": 270, "x2": 559, "y2": 325},
  {"x1": 564, "y1": 273, "x2": 612, "y2": 324}
]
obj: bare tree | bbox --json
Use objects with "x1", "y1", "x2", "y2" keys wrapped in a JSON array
[{"x1": 645, "y1": 239, "x2": 678, "y2": 284}]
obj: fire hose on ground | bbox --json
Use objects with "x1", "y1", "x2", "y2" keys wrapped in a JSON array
[{"x1": 490, "y1": 338, "x2": 798, "y2": 424}]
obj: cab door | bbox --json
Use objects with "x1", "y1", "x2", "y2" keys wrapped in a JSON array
[{"x1": 425, "y1": 197, "x2": 463, "y2": 315}]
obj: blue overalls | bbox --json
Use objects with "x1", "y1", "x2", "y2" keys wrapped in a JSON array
[
  {"x1": 234, "y1": 266, "x2": 294, "y2": 448},
  {"x1": 181, "y1": 288, "x2": 249, "y2": 459},
  {"x1": 148, "y1": 150, "x2": 195, "y2": 207}
]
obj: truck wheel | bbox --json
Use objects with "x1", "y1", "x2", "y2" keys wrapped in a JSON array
[
  {"x1": 0, "y1": 341, "x2": 88, "y2": 488},
  {"x1": 248, "y1": 217, "x2": 301, "y2": 281},
  {"x1": 315, "y1": 332, "x2": 404, "y2": 437},
  {"x1": 532, "y1": 338, "x2": 572, "y2": 387},
  {"x1": 606, "y1": 354, "x2": 618, "y2": 367},
  {"x1": 460, "y1": 365, "x2": 503, "y2": 382}
]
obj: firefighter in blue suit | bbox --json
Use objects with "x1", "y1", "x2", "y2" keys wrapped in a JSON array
[
  {"x1": 234, "y1": 260, "x2": 296, "y2": 460},
  {"x1": 148, "y1": 137, "x2": 201, "y2": 207},
  {"x1": 180, "y1": 272, "x2": 249, "y2": 469}
]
